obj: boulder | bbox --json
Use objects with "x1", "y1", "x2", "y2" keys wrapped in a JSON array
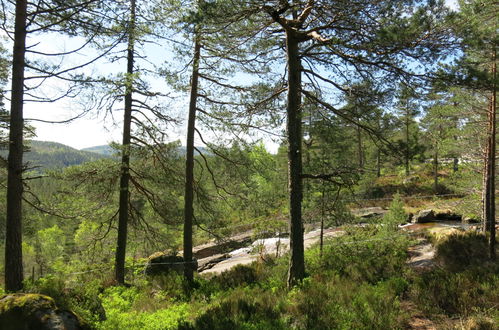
[
  {"x1": 462, "y1": 216, "x2": 480, "y2": 224},
  {"x1": 0, "y1": 293, "x2": 89, "y2": 330},
  {"x1": 144, "y1": 254, "x2": 198, "y2": 276},
  {"x1": 411, "y1": 209, "x2": 436, "y2": 223},
  {"x1": 403, "y1": 175, "x2": 419, "y2": 185},
  {"x1": 434, "y1": 210, "x2": 462, "y2": 221},
  {"x1": 353, "y1": 207, "x2": 387, "y2": 219}
]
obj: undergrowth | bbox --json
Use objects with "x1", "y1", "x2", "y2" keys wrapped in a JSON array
[{"x1": 17, "y1": 212, "x2": 498, "y2": 329}]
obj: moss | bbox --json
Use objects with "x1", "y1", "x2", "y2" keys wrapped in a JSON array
[
  {"x1": 0, "y1": 293, "x2": 90, "y2": 330},
  {"x1": 0, "y1": 293, "x2": 56, "y2": 315}
]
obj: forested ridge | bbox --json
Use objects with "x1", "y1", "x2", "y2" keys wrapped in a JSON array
[
  {"x1": 0, "y1": 0, "x2": 497, "y2": 329},
  {"x1": 0, "y1": 141, "x2": 110, "y2": 170}
]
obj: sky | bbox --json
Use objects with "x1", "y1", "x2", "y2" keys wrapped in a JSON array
[{"x1": 12, "y1": 0, "x2": 459, "y2": 152}]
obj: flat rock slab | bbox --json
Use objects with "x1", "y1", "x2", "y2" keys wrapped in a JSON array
[{"x1": 199, "y1": 228, "x2": 345, "y2": 275}]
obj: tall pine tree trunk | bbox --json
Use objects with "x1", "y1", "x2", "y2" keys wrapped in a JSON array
[
  {"x1": 183, "y1": 31, "x2": 201, "y2": 282},
  {"x1": 5, "y1": 0, "x2": 27, "y2": 292},
  {"x1": 376, "y1": 148, "x2": 381, "y2": 177},
  {"x1": 286, "y1": 32, "x2": 304, "y2": 287},
  {"x1": 357, "y1": 126, "x2": 363, "y2": 168},
  {"x1": 487, "y1": 53, "x2": 496, "y2": 260},
  {"x1": 433, "y1": 144, "x2": 438, "y2": 194},
  {"x1": 115, "y1": 0, "x2": 135, "y2": 284},
  {"x1": 405, "y1": 112, "x2": 410, "y2": 176}
]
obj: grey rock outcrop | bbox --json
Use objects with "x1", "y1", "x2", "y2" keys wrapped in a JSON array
[
  {"x1": 0, "y1": 293, "x2": 89, "y2": 330},
  {"x1": 144, "y1": 254, "x2": 198, "y2": 276},
  {"x1": 411, "y1": 209, "x2": 436, "y2": 223}
]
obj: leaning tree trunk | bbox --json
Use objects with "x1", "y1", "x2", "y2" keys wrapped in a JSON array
[
  {"x1": 5, "y1": 0, "x2": 27, "y2": 292},
  {"x1": 115, "y1": 0, "x2": 136, "y2": 285},
  {"x1": 286, "y1": 32, "x2": 305, "y2": 287},
  {"x1": 183, "y1": 31, "x2": 201, "y2": 282}
]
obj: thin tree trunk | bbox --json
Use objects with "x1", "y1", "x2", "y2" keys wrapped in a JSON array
[
  {"x1": 433, "y1": 144, "x2": 438, "y2": 194},
  {"x1": 286, "y1": 32, "x2": 305, "y2": 288},
  {"x1": 376, "y1": 148, "x2": 381, "y2": 177},
  {"x1": 487, "y1": 52, "x2": 496, "y2": 260},
  {"x1": 5, "y1": 0, "x2": 27, "y2": 293},
  {"x1": 405, "y1": 110, "x2": 410, "y2": 176},
  {"x1": 453, "y1": 102, "x2": 459, "y2": 172},
  {"x1": 319, "y1": 183, "x2": 325, "y2": 258},
  {"x1": 115, "y1": 0, "x2": 135, "y2": 285},
  {"x1": 357, "y1": 126, "x2": 363, "y2": 168},
  {"x1": 183, "y1": 31, "x2": 201, "y2": 282},
  {"x1": 482, "y1": 147, "x2": 490, "y2": 232}
]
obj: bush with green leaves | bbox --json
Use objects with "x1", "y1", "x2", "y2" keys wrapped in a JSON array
[
  {"x1": 180, "y1": 287, "x2": 287, "y2": 330},
  {"x1": 307, "y1": 225, "x2": 411, "y2": 283},
  {"x1": 287, "y1": 276, "x2": 407, "y2": 330},
  {"x1": 24, "y1": 275, "x2": 105, "y2": 327},
  {"x1": 383, "y1": 193, "x2": 407, "y2": 229},
  {"x1": 410, "y1": 231, "x2": 499, "y2": 317},
  {"x1": 97, "y1": 285, "x2": 189, "y2": 330}
]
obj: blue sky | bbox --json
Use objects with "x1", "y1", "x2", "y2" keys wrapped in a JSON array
[{"x1": 20, "y1": 0, "x2": 458, "y2": 152}]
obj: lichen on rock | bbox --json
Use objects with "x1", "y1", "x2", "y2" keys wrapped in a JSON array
[{"x1": 0, "y1": 293, "x2": 90, "y2": 330}]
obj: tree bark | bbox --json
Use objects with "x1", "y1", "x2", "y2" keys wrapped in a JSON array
[
  {"x1": 376, "y1": 148, "x2": 381, "y2": 177},
  {"x1": 433, "y1": 144, "x2": 438, "y2": 194},
  {"x1": 487, "y1": 52, "x2": 496, "y2": 260},
  {"x1": 405, "y1": 108, "x2": 410, "y2": 176},
  {"x1": 357, "y1": 126, "x2": 363, "y2": 168},
  {"x1": 5, "y1": 0, "x2": 27, "y2": 292},
  {"x1": 115, "y1": 0, "x2": 135, "y2": 285},
  {"x1": 285, "y1": 32, "x2": 305, "y2": 287},
  {"x1": 183, "y1": 31, "x2": 201, "y2": 282}
]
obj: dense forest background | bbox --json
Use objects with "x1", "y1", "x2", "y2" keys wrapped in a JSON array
[{"x1": 0, "y1": 0, "x2": 497, "y2": 329}]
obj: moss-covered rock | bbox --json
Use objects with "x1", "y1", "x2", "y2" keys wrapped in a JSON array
[{"x1": 0, "y1": 293, "x2": 90, "y2": 330}]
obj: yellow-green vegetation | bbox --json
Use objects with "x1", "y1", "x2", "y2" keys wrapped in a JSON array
[
  {"x1": 0, "y1": 293, "x2": 56, "y2": 314},
  {"x1": 6, "y1": 189, "x2": 495, "y2": 329},
  {"x1": 410, "y1": 231, "x2": 499, "y2": 327}
]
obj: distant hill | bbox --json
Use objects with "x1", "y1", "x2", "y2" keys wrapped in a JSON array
[
  {"x1": 83, "y1": 144, "x2": 209, "y2": 156},
  {"x1": 81, "y1": 144, "x2": 117, "y2": 156},
  {"x1": 20, "y1": 141, "x2": 110, "y2": 170},
  {"x1": 0, "y1": 141, "x2": 212, "y2": 171}
]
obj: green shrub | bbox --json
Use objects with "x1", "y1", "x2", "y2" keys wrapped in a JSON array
[
  {"x1": 434, "y1": 231, "x2": 490, "y2": 272},
  {"x1": 180, "y1": 287, "x2": 287, "y2": 330},
  {"x1": 98, "y1": 285, "x2": 190, "y2": 330},
  {"x1": 24, "y1": 275, "x2": 105, "y2": 326},
  {"x1": 210, "y1": 264, "x2": 259, "y2": 290},
  {"x1": 411, "y1": 267, "x2": 499, "y2": 316},
  {"x1": 383, "y1": 193, "x2": 407, "y2": 228},
  {"x1": 307, "y1": 226, "x2": 410, "y2": 284},
  {"x1": 288, "y1": 276, "x2": 407, "y2": 329}
]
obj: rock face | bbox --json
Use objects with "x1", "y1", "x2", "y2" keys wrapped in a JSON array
[
  {"x1": 0, "y1": 293, "x2": 89, "y2": 330},
  {"x1": 144, "y1": 254, "x2": 198, "y2": 276},
  {"x1": 462, "y1": 216, "x2": 480, "y2": 224},
  {"x1": 412, "y1": 209, "x2": 436, "y2": 223},
  {"x1": 411, "y1": 209, "x2": 464, "y2": 223},
  {"x1": 434, "y1": 210, "x2": 462, "y2": 221}
]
